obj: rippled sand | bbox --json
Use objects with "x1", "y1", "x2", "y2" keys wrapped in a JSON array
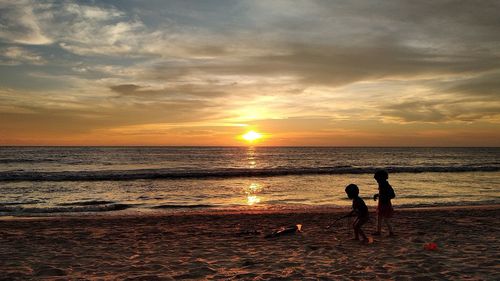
[{"x1": 1, "y1": 205, "x2": 498, "y2": 280}]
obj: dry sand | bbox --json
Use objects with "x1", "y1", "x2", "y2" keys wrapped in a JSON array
[{"x1": 1, "y1": 205, "x2": 499, "y2": 280}]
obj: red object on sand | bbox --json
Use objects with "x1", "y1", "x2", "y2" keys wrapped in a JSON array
[{"x1": 424, "y1": 242, "x2": 438, "y2": 250}]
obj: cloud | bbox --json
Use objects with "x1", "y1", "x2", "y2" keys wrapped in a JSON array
[
  {"x1": 0, "y1": 99, "x2": 221, "y2": 137},
  {"x1": 49, "y1": 2, "x2": 147, "y2": 56},
  {"x1": 0, "y1": 85, "x2": 222, "y2": 138},
  {"x1": 0, "y1": 1, "x2": 52, "y2": 44},
  {"x1": 144, "y1": 43, "x2": 500, "y2": 89},
  {"x1": 109, "y1": 84, "x2": 141, "y2": 95},
  {"x1": 0, "y1": 46, "x2": 47, "y2": 65},
  {"x1": 443, "y1": 71, "x2": 500, "y2": 98},
  {"x1": 0, "y1": 1, "x2": 149, "y2": 56},
  {"x1": 382, "y1": 98, "x2": 500, "y2": 123},
  {"x1": 109, "y1": 83, "x2": 229, "y2": 99}
]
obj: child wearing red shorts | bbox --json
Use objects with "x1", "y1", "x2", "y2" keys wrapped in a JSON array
[{"x1": 373, "y1": 170, "x2": 395, "y2": 236}]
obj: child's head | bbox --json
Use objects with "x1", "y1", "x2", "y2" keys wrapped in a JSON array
[
  {"x1": 345, "y1": 184, "x2": 359, "y2": 199},
  {"x1": 374, "y1": 170, "x2": 388, "y2": 182}
]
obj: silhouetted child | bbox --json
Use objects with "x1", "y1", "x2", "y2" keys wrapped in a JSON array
[
  {"x1": 373, "y1": 170, "x2": 395, "y2": 236},
  {"x1": 345, "y1": 184, "x2": 370, "y2": 244}
]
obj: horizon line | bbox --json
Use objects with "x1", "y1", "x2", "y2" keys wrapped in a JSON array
[{"x1": 1, "y1": 145, "x2": 499, "y2": 148}]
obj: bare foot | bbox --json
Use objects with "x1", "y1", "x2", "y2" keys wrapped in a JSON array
[{"x1": 362, "y1": 237, "x2": 374, "y2": 244}]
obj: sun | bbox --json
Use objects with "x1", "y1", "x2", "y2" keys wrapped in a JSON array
[{"x1": 242, "y1": 130, "x2": 262, "y2": 142}]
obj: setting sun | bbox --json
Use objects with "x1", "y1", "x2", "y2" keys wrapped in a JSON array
[{"x1": 242, "y1": 131, "x2": 262, "y2": 142}]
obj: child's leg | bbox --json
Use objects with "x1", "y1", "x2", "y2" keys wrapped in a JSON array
[
  {"x1": 353, "y1": 218, "x2": 360, "y2": 240},
  {"x1": 354, "y1": 218, "x2": 368, "y2": 241},
  {"x1": 384, "y1": 217, "x2": 394, "y2": 235},
  {"x1": 357, "y1": 225, "x2": 367, "y2": 241},
  {"x1": 374, "y1": 213, "x2": 382, "y2": 234}
]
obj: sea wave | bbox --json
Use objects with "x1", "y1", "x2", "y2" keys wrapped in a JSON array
[
  {"x1": 0, "y1": 158, "x2": 56, "y2": 164},
  {"x1": 0, "y1": 200, "x2": 43, "y2": 205},
  {"x1": 0, "y1": 165, "x2": 498, "y2": 181},
  {"x1": 0, "y1": 203, "x2": 131, "y2": 214},
  {"x1": 58, "y1": 200, "x2": 116, "y2": 206},
  {"x1": 396, "y1": 199, "x2": 500, "y2": 209},
  {"x1": 153, "y1": 204, "x2": 215, "y2": 209}
]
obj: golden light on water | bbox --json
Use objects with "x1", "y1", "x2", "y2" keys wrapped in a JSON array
[
  {"x1": 248, "y1": 183, "x2": 262, "y2": 193},
  {"x1": 247, "y1": 146, "x2": 257, "y2": 168},
  {"x1": 245, "y1": 183, "x2": 263, "y2": 205},
  {"x1": 247, "y1": 195, "x2": 261, "y2": 205},
  {"x1": 242, "y1": 131, "x2": 262, "y2": 142}
]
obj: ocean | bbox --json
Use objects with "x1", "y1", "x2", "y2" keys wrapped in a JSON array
[{"x1": 0, "y1": 147, "x2": 499, "y2": 216}]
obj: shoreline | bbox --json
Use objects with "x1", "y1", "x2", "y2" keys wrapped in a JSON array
[{"x1": 1, "y1": 203, "x2": 499, "y2": 221}]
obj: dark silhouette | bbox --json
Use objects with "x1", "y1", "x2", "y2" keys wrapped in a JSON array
[
  {"x1": 265, "y1": 224, "x2": 302, "y2": 238},
  {"x1": 345, "y1": 184, "x2": 370, "y2": 244},
  {"x1": 373, "y1": 170, "x2": 396, "y2": 236}
]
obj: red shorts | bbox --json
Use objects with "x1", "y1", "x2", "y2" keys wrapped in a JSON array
[{"x1": 377, "y1": 203, "x2": 394, "y2": 218}]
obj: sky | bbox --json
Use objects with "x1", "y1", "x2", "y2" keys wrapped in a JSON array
[{"x1": 0, "y1": 0, "x2": 499, "y2": 146}]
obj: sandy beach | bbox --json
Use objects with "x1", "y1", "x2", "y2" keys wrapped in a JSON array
[{"x1": 1, "y1": 205, "x2": 499, "y2": 280}]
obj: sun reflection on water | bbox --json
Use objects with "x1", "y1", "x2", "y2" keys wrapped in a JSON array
[
  {"x1": 246, "y1": 146, "x2": 257, "y2": 168},
  {"x1": 247, "y1": 195, "x2": 261, "y2": 205},
  {"x1": 245, "y1": 182, "x2": 263, "y2": 205}
]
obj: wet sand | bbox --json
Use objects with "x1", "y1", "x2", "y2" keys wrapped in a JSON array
[{"x1": 1, "y1": 205, "x2": 499, "y2": 280}]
